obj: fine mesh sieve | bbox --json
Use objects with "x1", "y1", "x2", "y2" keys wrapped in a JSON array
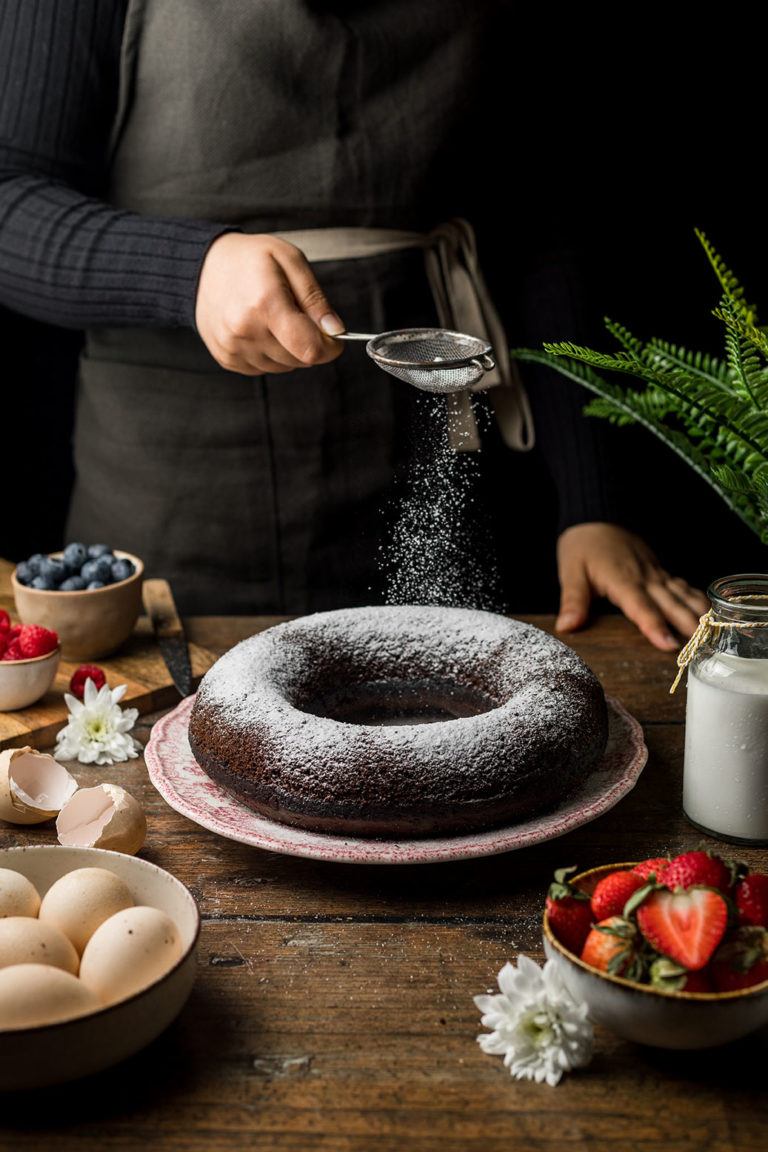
[{"x1": 335, "y1": 328, "x2": 495, "y2": 393}]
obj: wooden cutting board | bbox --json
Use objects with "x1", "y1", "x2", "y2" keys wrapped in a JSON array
[{"x1": 0, "y1": 559, "x2": 217, "y2": 751}]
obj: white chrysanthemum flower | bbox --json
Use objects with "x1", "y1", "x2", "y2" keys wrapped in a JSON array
[
  {"x1": 474, "y1": 954, "x2": 593, "y2": 1086},
  {"x1": 54, "y1": 679, "x2": 142, "y2": 766}
]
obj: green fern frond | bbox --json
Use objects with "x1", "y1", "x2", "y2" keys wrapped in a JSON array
[
  {"x1": 513, "y1": 231, "x2": 768, "y2": 544},
  {"x1": 695, "y1": 228, "x2": 755, "y2": 322}
]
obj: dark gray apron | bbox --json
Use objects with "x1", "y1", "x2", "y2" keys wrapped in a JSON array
[{"x1": 68, "y1": 0, "x2": 507, "y2": 614}]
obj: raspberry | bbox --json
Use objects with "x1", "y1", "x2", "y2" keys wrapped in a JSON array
[
  {"x1": 1, "y1": 640, "x2": 24, "y2": 661},
  {"x1": 69, "y1": 664, "x2": 107, "y2": 700},
  {"x1": 18, "y1": 624, "x2": 59, "y2": 659},
  {"x1": 0, "y1": 634, "x2": 6, "y2": 658},
  {"x1": 0, "y1": 609, "x2": 9, "y2": 633}
]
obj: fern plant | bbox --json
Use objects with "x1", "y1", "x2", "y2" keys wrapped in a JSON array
[{"x1": 515, "y1": 230, "x2": 768, "y2": 543}]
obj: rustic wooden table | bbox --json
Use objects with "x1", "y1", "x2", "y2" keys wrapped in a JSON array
[{"x1": 1, "y1": 611, "x2": 767, "y2": 1151}]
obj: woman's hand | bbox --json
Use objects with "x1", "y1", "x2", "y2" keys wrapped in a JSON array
[
  {"x1": 555, "y1": 522, "x2": 709, "y2": 650},
  {"x1": 195, "y1": 233, "x2": 345, "y2": 374}
]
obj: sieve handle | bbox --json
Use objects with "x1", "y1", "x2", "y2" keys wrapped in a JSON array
[{"x1": 332, "y1": 331, "x2": 377, "y2": 341}]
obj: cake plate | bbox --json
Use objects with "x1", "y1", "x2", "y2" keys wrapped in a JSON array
[{"x1": 145, "y1": 696, "x2": 646, "y2": 864}]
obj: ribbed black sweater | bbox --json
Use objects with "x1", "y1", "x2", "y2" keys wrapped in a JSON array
[
  {"x1": 0, "y1": 0, "x2": 225, "y2": 329},
  {"x1": 0, "y1": 0, "x2": 614, "y2": 537}
]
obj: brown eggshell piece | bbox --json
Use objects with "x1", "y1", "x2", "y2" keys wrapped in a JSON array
[
  {"x1": 0, "y1": 747, "x2": 78, "y2": 824},
  {"x1": 56, "y1": 783, "x2": 147, "y2": 855}
]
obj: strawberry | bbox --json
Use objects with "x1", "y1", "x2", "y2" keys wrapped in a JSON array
[
  {"x1": 591, "y1": 869, "x2": 646, "y2": 920},
  {"x1": 735, "y1": 872, "x2": 768, "y2": 928},
  {"x1": 545, "y1": 867, "x2": 594, "y2": 956},
  {"x1": 636, "y1": 887, "x2": 728, "y2": 970},
  {"x1": 662, "y1": 850, "x2": 732, "y2": 894},
  {"x1": 17, "y1": 624, "x2": 58, "y2": 659},
  {"x1": 581, "y1": 917, "x2": 644, "y2": 979},
  {"x1": 712, "y1": 927, "x2": 768, "y2": 992},
  {"x1": 649, "y1": 955, "x2": 715, "y2": 993},
  {"x1": 69, "y1": 664, "x2": 107, "y2": 700},
  {"x1": 0, "y1": 609, "x2": 9, "y2": 633},
  {"x1": 632, "y1": 857, "x2": 671, "y2": 883}
]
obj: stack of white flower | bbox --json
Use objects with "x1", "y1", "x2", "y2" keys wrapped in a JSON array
[{"x1": 475, "y1": 954, "x2": 593, "y2": 1086}]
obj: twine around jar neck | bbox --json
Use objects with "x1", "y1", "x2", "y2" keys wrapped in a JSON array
[{"x1": 671, "y1": 595, "x2": 768, "y2": 693}]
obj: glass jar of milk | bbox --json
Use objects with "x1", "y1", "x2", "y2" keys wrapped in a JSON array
[{"x1": 683, "y1": 574, "x2": 768, "y2": 843}]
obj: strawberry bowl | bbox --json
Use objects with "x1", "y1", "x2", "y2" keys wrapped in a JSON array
[{"x1": 543, "y1": 862, "x2": 768, "y2": 1049}]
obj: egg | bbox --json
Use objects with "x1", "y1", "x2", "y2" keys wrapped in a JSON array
[
  {"x1": 38, "y1": 867, "x2": 134, "y2": 955},
  {"x1": 0, "y1": 917, "x2": 78, "y2": 974},
  {"x1": 56, "y1": 783, "x2": 147, "y2": 854},
  {"x1": 0, "y1": 964, "x2": 101, "y2": 1029},
  {"x1": 0, "y1": 747, "x2": 78, "y2": 824},
  {"x1": 0, "y1": 868, "x2": 41, "y2": 918},
  {"x1": 79, "y1": 905, "x2": 183, "y2": 1005}
]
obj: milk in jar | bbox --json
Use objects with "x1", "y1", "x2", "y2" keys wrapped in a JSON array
[{"x1": 684, "y1": 652, "x2": 768, "y2": 842}]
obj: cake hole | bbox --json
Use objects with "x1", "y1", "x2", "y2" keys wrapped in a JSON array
[{"x1": 299, "y1": 678, "x2": 499, "y2": 727}]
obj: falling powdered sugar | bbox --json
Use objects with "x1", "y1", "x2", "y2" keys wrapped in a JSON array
[{"x1": 380, "y1": 394, "x2": 503, "y2": 612}]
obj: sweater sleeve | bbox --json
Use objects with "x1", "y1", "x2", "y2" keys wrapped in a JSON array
[{"x1": 0, "y1": 0, "x2": 226, "y2": 330}]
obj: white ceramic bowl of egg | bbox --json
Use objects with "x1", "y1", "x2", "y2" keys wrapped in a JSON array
[{"x1": 0, "y1": 844, "x2": 200, "y2": 1090}]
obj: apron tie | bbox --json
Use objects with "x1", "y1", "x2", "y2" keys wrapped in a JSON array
[{"x1": 271, "y1": 220, "x2": 534, "y2": 453}]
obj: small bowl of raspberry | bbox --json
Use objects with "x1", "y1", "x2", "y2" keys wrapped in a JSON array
[
  {"x1": 11, "y1": 545, "x2": 143, "y2": 661},
  {"x1": 0, "y1": 615, "x2": 60, "y2": 711},
  {"x1": 543, "y1": 855, "x2": 768, "y2": 1049}
]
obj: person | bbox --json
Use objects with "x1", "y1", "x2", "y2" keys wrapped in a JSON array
[{"x1": 0, "y1": 0, "x2": 708, "y2": 646}]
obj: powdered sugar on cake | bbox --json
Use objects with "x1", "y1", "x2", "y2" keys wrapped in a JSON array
[{"x1": 188, "y1": 606, "x2": 607, "y2": 837}]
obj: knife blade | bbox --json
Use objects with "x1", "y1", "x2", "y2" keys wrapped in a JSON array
[{"x1": 142, "y1": 578, "x2": 193, "y2": 697}]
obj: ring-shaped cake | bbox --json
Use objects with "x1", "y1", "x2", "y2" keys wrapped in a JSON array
[{"x1": 188, "y1": 605, "x2": 609, "y2": 838}]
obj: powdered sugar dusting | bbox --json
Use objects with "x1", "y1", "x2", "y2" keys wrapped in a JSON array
[
  {"x1": 190, "y1": 606, "x2": 606, "y2": 822},
  {"x1": 380, "y1": 396, "x2": 503, "y2": 611}
]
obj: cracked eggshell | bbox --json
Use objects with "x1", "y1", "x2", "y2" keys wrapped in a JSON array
[
  {"x1": 0, "y1": 747, "x2": 78, "y2": 824},
  {"x1": 56, "y1": 783, "x2": 147, "y2": 855}
]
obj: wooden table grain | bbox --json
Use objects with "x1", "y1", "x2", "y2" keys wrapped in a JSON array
[{"x1": 2, "y1": 611, "x2": 768, "y2": 1152}]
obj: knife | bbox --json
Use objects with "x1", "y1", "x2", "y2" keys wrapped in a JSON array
[{"x1": 142, "y1": 578, "x2": 194, "y2": 697}]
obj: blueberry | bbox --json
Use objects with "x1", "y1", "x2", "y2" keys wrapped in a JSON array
[
  {"x1": 15, "y1": 561, "x2": 33, "y2": 585},
  {"x1": 111, "y1": 558, "x2": 134, "y2": 583},
  {"x1": 38, "y1": 556, "x2": 66, "y2": 586},
  {"x1": 63, "y1": 542, "x2": 88, "y2": 569},
  {"x1": 87, "y1": 556, "x2": 114, "y2": 583},
  {"x1": 30, "y1": 575, "x2": 55, "y2": 590},
  {"x1": 86, "y1": 580, "x2": 105, "y2": 590},
  {"x1": 26, "y1": 553, "x2": 47, "y2": 576},
  {"x1": 87, "y1": 544, "x2": 113, "y2": 559},
  {"x1": 59, "y1": 575, "x2": 87, "y2": 591}
]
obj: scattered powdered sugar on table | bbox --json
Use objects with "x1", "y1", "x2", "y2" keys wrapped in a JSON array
[{"x1": 380, "y1": 395, "x2": 503, "y2": 611}]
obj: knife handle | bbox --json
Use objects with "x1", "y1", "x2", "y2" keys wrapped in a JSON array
[{"x1": 142, "y1": 578, "x2": 185, "y2": 639}]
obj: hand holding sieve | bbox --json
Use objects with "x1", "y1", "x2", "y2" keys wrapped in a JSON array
[{"x1": 334, "y1": 328, "x2": 495, "y2": 394}]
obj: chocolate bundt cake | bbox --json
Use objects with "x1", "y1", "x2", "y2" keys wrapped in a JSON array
[{"x1": 188, "y1": 605, "x2": 608, "y2": 838}]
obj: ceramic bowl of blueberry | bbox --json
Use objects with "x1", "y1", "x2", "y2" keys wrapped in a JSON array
[{"x1": 12, "y1": 544, "x2": 144, "y2": 661}]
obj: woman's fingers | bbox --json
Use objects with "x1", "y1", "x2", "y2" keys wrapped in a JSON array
[
  {"x1": 195, "y1": 233, "x2": 345, "y2": 374},
  {"x1": 556, "y1": 522, "x2": 708, "y2": 651}
]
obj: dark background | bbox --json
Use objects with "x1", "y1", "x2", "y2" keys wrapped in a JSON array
[{"x1": 4, "y1": 9, "x2": 766, "y2": 606}]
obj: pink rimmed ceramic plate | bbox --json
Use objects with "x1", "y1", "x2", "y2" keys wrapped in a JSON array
[{"x1": 145, "y1": 696, "x2": 646, "y2": 864}]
